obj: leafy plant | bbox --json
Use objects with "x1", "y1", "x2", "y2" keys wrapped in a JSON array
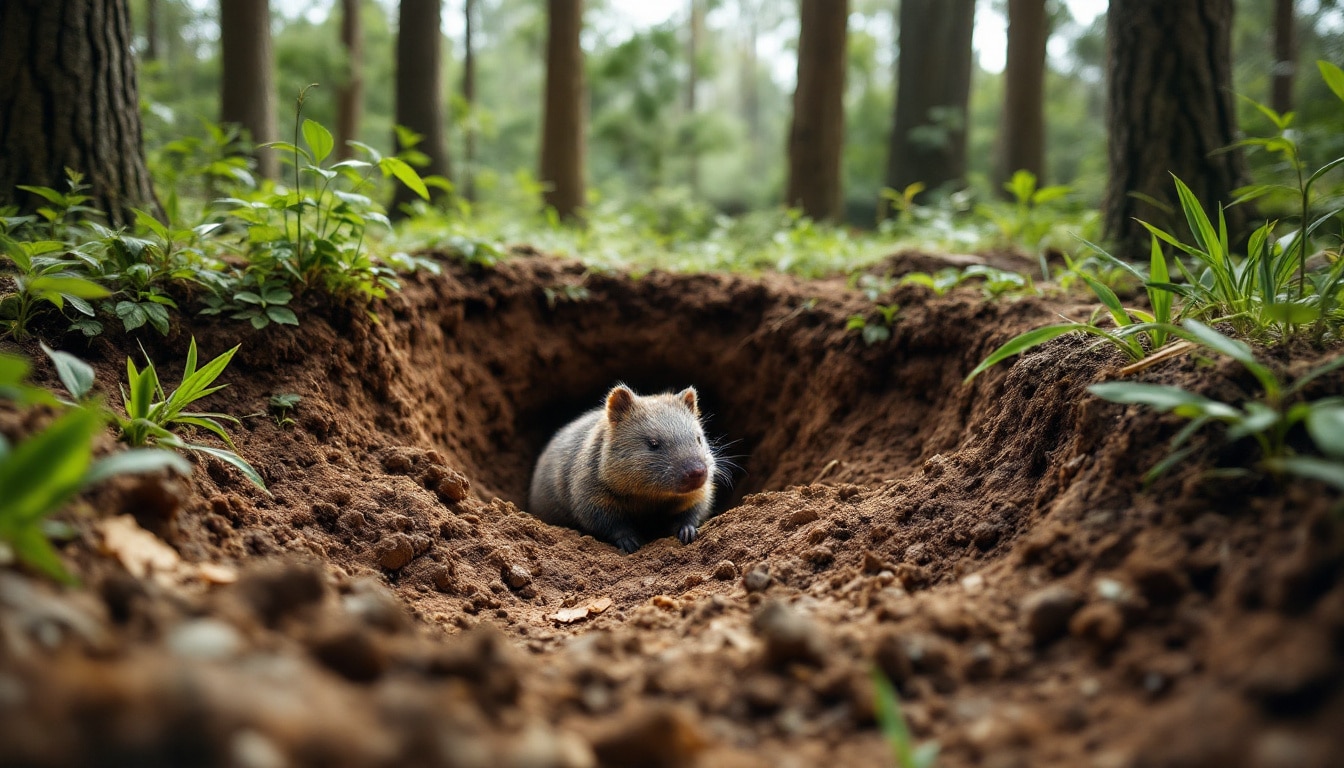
[
  {"x1": 0, "y1": 226, "x2": 111, "y2": 340},
  {"x1": 871, "y1": 668, "x2": 939, "y2": 768},
  {"x1": 199, "y1": 275, "x2": 298, "y2": 329},
  {"x1": 2, "y1": 350, "x2": 189, "y2": 582},
  {"x1": 109, "y1": 338, "x2": 267, "y2": 491},
  {"x1": 269, "y1": 392, "x2": 301, "y2": 428},
  {"x1": 964, "y1": 235, "x2": 1179, "y2": 382},
  {"x1": 977, "y1": 170, "x2": 1073, "y2": 278},
  {"x1": 848, "y1": 303, "x2": 900, "y2": 346},
  {"x1": 1089, "y1": 320, "x2": 1344, "y2": 489}
]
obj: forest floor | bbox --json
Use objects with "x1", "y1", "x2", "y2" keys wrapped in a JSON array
[{"x1": 1, "y1": 252, "x2": 1342, "y2": 768}]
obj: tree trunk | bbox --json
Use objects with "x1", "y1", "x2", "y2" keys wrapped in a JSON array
[
  {"x1": 392, "y1": 0, "x2": 451, "y2": 213},
  {"x1": 0, "y1": 0, "x2": 160, "y2": 225},
  {"x1": 785, "y1": 0, "x2": 847, "y2": 222},
  {"x1": 995, "y1": 0, "x2": 1048, "y2": 192},
  {"x1": 1272, "y1": 0, "x2": 1296, "y2": 115},
  {"x1": 686, "y1": 0, "x2": 705, "y2": 193},
  {"x1": 219, "y1": 0, "x2": 278, "y2": 179},
  {"x1": 1104, "y1": 0, "x2": 1250, "y2": 259},
  {"x1": 741, "y1": 0, "x2": 761, "y2": 179},
  {"x1": 144, "y1": 0, "x2": 160, "y2": 61},
  {"x1": 540, "y1": 0, "x2": 586, "y2": 220},
  {"x1": 336, "y1": 0, "x2": 363, "y2": 161},
  {"x1": 462, "y1": 0, "x2": 477, "y2": 202},
  {"x1": 885, "y1": 0, "x2": 975, "y2": 206}
]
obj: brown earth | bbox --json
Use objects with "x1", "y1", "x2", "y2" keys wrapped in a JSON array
[{"x1": 1, "y1": 251, "x2": 1342, "y2": 768}]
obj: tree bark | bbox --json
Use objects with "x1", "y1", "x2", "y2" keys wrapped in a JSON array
[
  {"x1": 1104, "y1": 0, "x2": 1250, "y2": 258},
  {"x1": 0, "y1": 0, "x2": 160, "y2": 225},
  {"x1": 219, "y1": 0, "x2": 278, "y2": 179},
  {"x1": 336, "y1": 0, "x2": 364, "y2": 161},
  {"x1": 393, "y1": 0, "x2": 451, "y2": 213},
  {"x1": 785, "y1": 0, "x2": 848, "y2": 222},
  {"x1": 540, "y1": 0, "x2": 586, "y2": 220},
  {"x1": 995, "y1": 0, "x2": 1049, "y2": 192},
  {"x1": 462, "y1": 0, "x2": 477, "y2": 201},
  {"x1": 1272, "y1": 0, "x2": 1296, "y2": 115},
  {"x1": 885, "y1": 0, "x2": 975, "y2": 205}
]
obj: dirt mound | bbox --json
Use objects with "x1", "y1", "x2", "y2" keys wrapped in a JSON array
[{"x1": 1, "y1": 254, "x2": 1341, "y2": 767}]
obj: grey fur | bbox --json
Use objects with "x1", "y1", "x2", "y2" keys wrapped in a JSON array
[{"x1": 528, "y1": 384, "x2": 716, "y2": 553}]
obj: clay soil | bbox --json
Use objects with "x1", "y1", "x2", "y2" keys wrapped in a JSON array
[{"x1": 2, "y1": 252, "x2": 1343, "y2": 768}]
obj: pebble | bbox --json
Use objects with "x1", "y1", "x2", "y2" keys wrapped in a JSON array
[
  {"x1": 743, "y1": 566, "x2": 772, "y2": 593},
  {"x1": 502, "y1": 564, "x2": 533, "y2": 590},
  {"x1": 752, "y1": 600, "x2": 826, "y2": 667},
  {"x1": 1020, "y1": 584, "x2": 1083, "y2": 645},
  {"x1": 168, "y1": 619, "x2": 244, "y2": 661}
]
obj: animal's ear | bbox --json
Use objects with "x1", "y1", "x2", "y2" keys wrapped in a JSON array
[
  {"x1": 606, "y1": 384, "x2": 636, "y2": 424},
  {"x1": 676, "y1": 386, "x2": 699, "y2": 416}
]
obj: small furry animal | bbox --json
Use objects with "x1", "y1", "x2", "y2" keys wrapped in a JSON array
[{"x1": 528, "y1": 384, "x2": 717, "y2": 553}]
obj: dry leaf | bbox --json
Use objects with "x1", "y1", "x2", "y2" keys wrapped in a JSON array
[
  {"x1": 551, "y1": 596, "x2": 613, "y2": 624},
  {"x1": 195, "y1": 562, "x2": 239, "y2": 584},
  {"x1": 98, "y1": 515, "x2": 180, "y2": 582}
]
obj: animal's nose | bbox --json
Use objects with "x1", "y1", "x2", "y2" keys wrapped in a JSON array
[{"x1": 679, "y1": 463, "x2": 708, "y2": 491}]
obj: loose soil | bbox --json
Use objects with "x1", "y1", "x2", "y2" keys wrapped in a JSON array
[{"x1": 2, "y1": 251, "x2": 1342, "y2": 768}]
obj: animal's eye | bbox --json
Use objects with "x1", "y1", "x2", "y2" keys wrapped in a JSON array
[{"x1": 646, "y1": 438, "x2": 661, "y2": 450}]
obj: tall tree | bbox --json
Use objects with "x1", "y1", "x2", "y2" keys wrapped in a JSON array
[
  {"x1": 336, "y1": 0, "x2": 364, "y2": 161},
  {"x1": 686, "y1": 0, "x2": 706, "y2": 193},
  {"x1": 1105, "y1": 0, "x2": 1249, "y2": 258},
  {"x1": 462, "y1": 0, "x2": 477, "y2": 201},
  {"x1": 995, "y1": 0, "x2": 1049, "y2": 190},
  {"x1": 540, "y1": 0, "x2": 586, "y2": 219},
  {"x1": 144, "y1": 0, "x2": 160, "y2": 61},
  {"x1": 220, "y1": 0, "x2": 278, "y2": 179},
  {"x1": 393, "y1": 0, "x2": 451, "y2": 212},
  {"x1": 885, "y1": 0, "x2": 976, "y2": 205},
  {"x1": 785, "y1": 0, "x2": 848, "y2": 221},
  {"x1": 0, "y1": 0, "x2": 159, "y2": 225},
  {"x1": 1272, "y1": 0, "x2": 1296, "y2": 114}
]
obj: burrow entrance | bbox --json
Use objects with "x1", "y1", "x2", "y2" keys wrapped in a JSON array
[{"x1": 348, "y1": 256, "x2": 1032, "y2": 518}]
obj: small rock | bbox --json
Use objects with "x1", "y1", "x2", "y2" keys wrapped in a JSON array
[
  {"x1": 743, "y1": 566, "x2": 772, "y2": 593},
  {"x1": 591, "y1": 706, "x2": 706, "y2": 768},
  {"x1": 861, "y1": 551, "x2": 888, "y2": 574},
  {"x1": 971, "y1": 521, "x2": 1003, "y2": 551},
  {"x1": 230, "y1": 729, "x2": 287, "y2": 768},
  {"x1": 965, "y1": 641, "x2": 998, "y2": 681},
  {"x1": 781, "y1": 508, "x2": 820, "y2": 530},
  {"x1": 711, "y1": 560, "x2": 738, "y2": 581},
  {"x1": 1070, "y1": 602, "x2": 1126, "y2": 649},
  {"x1": 1021, "y1": 584, "x2": 1083, "y2": 645},
  {"x1": 803, "y1": 545, "x2": 835, "y2": 567},
  {"x1": 752, "y1": 600, "x2": 826, "y2": 667},
  {"x1": 342, "y1": 578, "x2": 408, "y2": 631},
  {"x1": 309, "y1": 626, "x2": 386, "y2": 683},
  {"x1": 168, "y1": 619, "x2": 243, "y2": 661},
  {"x1": 374, "y1": 533, "x2": 416, "y2": 571},
  {"x1": 435, "y1": 468, "x2": 473, "y2": 505},
  {"x1": 236, "y1": 563, "x2": 326, "y2": 627},
  {"x1": 502, "y1": 564, "x2": 533, "y2": 590}
]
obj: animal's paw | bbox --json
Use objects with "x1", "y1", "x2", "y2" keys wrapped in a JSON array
[
  {"x1": 614, "y1": 535, "x2": 640, "y2": 554},
  {"x1": 677, "y1": 524, "x2": 699, "y2": 545}
]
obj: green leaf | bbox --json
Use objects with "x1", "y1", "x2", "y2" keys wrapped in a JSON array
[
  {"x1": 85, "y1": 448, "x2": 192, "y2": 486},
  {"x1": 183, "y1": 442, "x2": 268, "y2": 494},
  {"x1": 1319, "y1": 60, "x2": 1344, "y2": 105},
  {"x1": 40, "y1": 343, "x2": 95, "y2": 400},
  {"x1": 1265, "y1": 456, "x2": 1344, "y2": 491},
  {"x1": 173, "y1": 415, "x2": 238, "y2": 450},
  {"x1": 1176, "y1": 320, "x2": 1279, "y2": 400},
  {"x1": 302, "y1": 119, "x2": 335, "y2": 164},
  {"x1": 1264, "y1": 302, "x2": 1320, "y2": 324},
  {"x1": 1307, "y1": 403, "x2": 1344, "y2": 460},
  {"x1": 15, "y1": 185, "x2": 67, "y2": 206},
  {"x1": 1088, "y1": 382, "x2": 1241, "y2": 420},
  {"x1": 115, "y1": 300, "x2": 149, "y2": 331},
  {"x1": 266, "y1": 306, "x2": 299, "y2": 326},
  {"x1": 28, "y1": 275, "x2": 111, "y2": 300},
  {"x1": 8, "y1": 524, "x2": 74, "y2": 583},
  {"x1": 132, "y1": 208, "x2": 169, "y2": 240},
  {"x1": 965, "y1": 324, "x2": 1090, "y2": 383},
  {"x1": 380, "y1": 157, "x2": 430, "y2": 201},
  {"x1": 1078, "y1": 273, "x2": 1132, "y2": 328},
  {"x1": 0, "y1": 408, "x2": 100, "y2": 526}
]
